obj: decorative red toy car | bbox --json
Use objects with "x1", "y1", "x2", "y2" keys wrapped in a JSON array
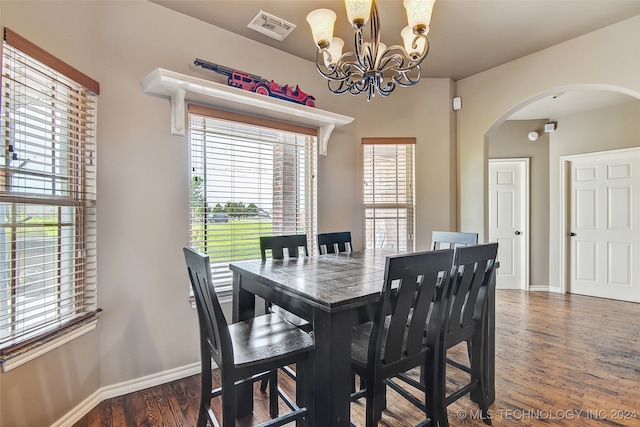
[{"x1": 195, "y1": 58, "x2": 315, "y2": 107}]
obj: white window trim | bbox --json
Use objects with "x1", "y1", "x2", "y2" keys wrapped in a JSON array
[
  {"x1": 362, "y1": 138, "x2": 416, "y2": 251},
  {"x1": 1, "y1": 318, "x2": 98, "y2": 372},
  {"x1": 0, "y1": 28, "x2": 99, "y2": 365}
]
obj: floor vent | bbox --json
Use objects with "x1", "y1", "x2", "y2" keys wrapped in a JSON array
[{"x1": 247, "y1": 10, "x2": 296, "y2": 41}]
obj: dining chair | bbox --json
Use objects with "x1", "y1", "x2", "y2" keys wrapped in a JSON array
[
  {"x1": 430, "y1": 230, "x2": 478, "y2": 250},
  {"x1": 317, "y1": 231, "x2": 352, "y2": 254},
  {"x1": 183, "y1": 246, "x2": 314, "y2": 427},
  {"x1": 388, "y1": 243, "x2": 498, "y2": 427},
  {"x1": 350, "y1": 249, "x2": 455, "y2": 427},
  {"x1": 435, "y1": 242, "x2": 497, "y2": 426},
  {"x1": 259, "y1": 234, "x2": 312, "y2": 331},
  {"x1": 259, "y1": 235, "x2": 312, "y2": 392},
  {"x1": 260, "y1": 234, "x2": 308, "y2": 260},
  {"x1": 428, "y1": 231, "x2": 479, "y2": 387}
]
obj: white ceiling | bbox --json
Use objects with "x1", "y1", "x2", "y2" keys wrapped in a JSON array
[{"x1": 150, "y1": 0, "x2": 640, "y2": 118}]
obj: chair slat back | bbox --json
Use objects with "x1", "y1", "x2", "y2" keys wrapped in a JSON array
[
  {"x1": 183, "y1": 247, "x2": 232, "y2": 370},
  {"x1": 317, "y1": 231, "x2": 352, "y2": 254},
  {"x1": 369, "y1": 249, "x2": 454, "y2": 366},
  {"x1": 260, "y1": 235, "x2": 308, "y2": 260},
  {"x1": 444, "y1": 243, "x2": 498, "y2": 343},
  {"x1": 430, "y1": 231, "x2": 478, "y2": 250}
]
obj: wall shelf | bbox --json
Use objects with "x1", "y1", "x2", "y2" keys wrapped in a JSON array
[{"x1": 141, "y1": 68, "x2": 353, "y2": 155}]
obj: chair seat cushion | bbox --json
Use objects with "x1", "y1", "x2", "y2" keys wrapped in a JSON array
[{"x1": 229, "y1": 313, "x2": 314, "y2": 367}]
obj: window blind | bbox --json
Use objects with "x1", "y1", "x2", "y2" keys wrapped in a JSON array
[
  {"x1": 0, "y1": 29, "x2": 98, "y2": 352},
  {"x1": 362, "y1": 138, "x2": 415, "y2": 251},
  {"x1": 188, "y1": 104, "x2": 317, "y2": 289}
]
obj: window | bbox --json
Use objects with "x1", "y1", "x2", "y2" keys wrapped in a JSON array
[
  {"x1": 188, "y1": 104, "x2": 317, "y2": 290},
  {"x1": 0, "y1": 29, "x2": 99, "y2": 355},
  {"x1": 362, "y1": 138, "x2": 415, "y2": 251}
]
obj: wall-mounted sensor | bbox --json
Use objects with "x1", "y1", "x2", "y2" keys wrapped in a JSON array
[
  {"x1": 544, "y1": 122, "x2": 557, "y2": 132},
  {"x1": 528, "y1": 131, "x2": 539, "y2": 141},
  {"x1": 452, "y1": 96, "x2": 462, "y2": 111}
]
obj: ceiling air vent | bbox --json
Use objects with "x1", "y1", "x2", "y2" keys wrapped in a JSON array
[{"x1": 247, "y1": 10, "x2": 296, "y2": 41}]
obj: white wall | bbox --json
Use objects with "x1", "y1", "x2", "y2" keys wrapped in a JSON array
[
  {"x1": 0, "y1": 1, "x2": 455, "y2": 425},
  {"x1": 457, "y1": 15, "x2": 640, "y2": 290}
]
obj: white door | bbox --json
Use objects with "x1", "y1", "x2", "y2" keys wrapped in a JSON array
[
  {"x1": 568, "y1": 149, "x2": 640, "y2": 302},
  {"x1": 489, "y1": 159, "x2": 529, "y2": 290}
]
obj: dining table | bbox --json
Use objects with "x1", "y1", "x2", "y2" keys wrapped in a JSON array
[{"x1": 230, "y1": 249, "x2": 496, "y2": 427}]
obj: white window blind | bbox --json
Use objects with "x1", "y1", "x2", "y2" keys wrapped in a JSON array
[
  {"x1": 0, "y1": 29, "x2": 99, "y2": 352},
  {"x1": 362, "y1": 138, "x2": 415, "y2": 251},
  {"x1": 188, "y1": 104, "x2": 317, "y2": 289}
]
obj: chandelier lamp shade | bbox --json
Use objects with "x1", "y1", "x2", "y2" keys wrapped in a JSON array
[{"x1": 306, "y1": 0, "x2": 436, "y2": 101}]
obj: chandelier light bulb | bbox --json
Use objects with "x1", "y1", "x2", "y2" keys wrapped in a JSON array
[
  {"x1": 323, "y1": 37, "x2": 344, "y2": 68},
  {"x1": 345, "y1": 0, "x2": 373, "y2": 28},
  {"x1": 403, "y1": 0, "x2": 436, "y2": 33},
  {"x1": 307, "y1": 9, "x2": 337, "y2": 49}
]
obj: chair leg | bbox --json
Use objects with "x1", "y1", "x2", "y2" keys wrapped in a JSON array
[
  {"x1": 470, "y1": 336, "x2": 492, "y2": 425},
  {"x1": 260, "y1": 377, "x2": 269, "y2": 393},
  {"x1": 422, "y1": 360, "x2": 437, "y2": 426},
  {"x1": 269, "y1": 370, "x2": 279, "y2": 418},
  {"x1": 365, "y1": 383, "x2": 377, "y2": 427},
  {"x1": 436, "y1": 354, "x2": 450, "y2": 427},
  {"x1": 198, "y1": 353, "x2": 213, "y2": 427},
  {"x1": 222, "y1": 377, "x2": 237, "y2": 427},
  {"x1": 364, "y1": 377, "x2": 384, "y2": 427},
  {"x1": 295, "y1": 361, "x2": 307, "y2": 427}
]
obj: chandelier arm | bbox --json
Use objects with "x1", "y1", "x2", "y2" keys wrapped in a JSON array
[
  {"x1": 378, "y1": 36, "x2": 430, "y2": 73},
  {"x1": 315, "y1": 51, "x2": 365, "y2": 84},
  {"x1": 377, "y1": 85, "x2": 395, "y2": 97},
  {"x1": 327, "y1": 79, "x2": 354, "y2": 95},
  {"x1": 391, "y1": 67, "x2": 423, "y2": 87},
  {"x1": 370, "y1": 0, "x2": 383, "y2": 68},
  {"x1": 354, "y1": 28, "x2": 370, "y2": 71}
]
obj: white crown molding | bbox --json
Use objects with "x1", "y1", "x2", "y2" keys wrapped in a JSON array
[{"x1": 141, "y1": 68, "x2": 353, "y2": 155}]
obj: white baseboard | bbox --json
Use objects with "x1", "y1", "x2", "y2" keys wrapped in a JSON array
[
  {"x1": 51, "y1": 389, "x2": 103, "y2": 427},
  {"x1": 101, "y1": 362, "x2": 201, "y2": 400},
  {"x1": 52, "y1": 362, "x2": 202, "y2": 427},
  {"x1": 529, "y1": 285, "x2": 550, "y2": 292}
]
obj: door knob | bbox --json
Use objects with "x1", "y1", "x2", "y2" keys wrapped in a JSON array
[
  {"x1": 569, "y1": 232, "x2": 576, "y2": 237},
  {"x1": 515, "y1": 231, "x2": 521, "y2": 235}
]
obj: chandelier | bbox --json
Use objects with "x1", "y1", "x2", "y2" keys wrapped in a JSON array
[{"x1": 306, "y1": 0, "x2": 436, "y2": 101}]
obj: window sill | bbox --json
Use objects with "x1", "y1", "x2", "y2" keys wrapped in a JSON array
[
  {"x1": 141, "y1": 68, "x2": 353, "y2": 155},
  {"x1": 1, "y1": 315, "x2": 100, "y2": 373}
]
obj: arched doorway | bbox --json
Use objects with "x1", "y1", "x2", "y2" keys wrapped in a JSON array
[{"x1": 485, "y1": 87, "x2": 640, "y2": 298}]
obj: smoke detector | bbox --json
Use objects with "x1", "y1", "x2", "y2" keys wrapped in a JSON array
[{"x1": 248, "y1": 10, "x2": 296, "y2": 41}]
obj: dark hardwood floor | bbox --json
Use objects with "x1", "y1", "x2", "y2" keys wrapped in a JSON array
[{"x1": 74, "y1": 290, "x2": 640, "y2": 426}]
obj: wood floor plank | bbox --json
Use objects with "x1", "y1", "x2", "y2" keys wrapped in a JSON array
[{"x1": 74, "y1": 291, "x2": 640, "y2": 426}]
